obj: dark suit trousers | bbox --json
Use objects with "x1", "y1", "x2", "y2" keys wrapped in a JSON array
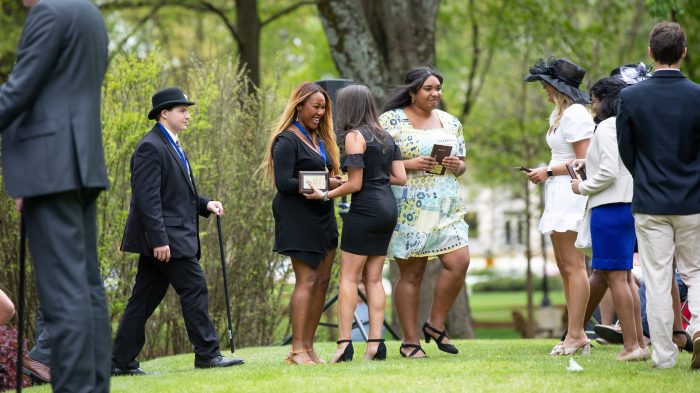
[
  {"x1": 112, "y1": 254, "x2": 220, "y2": 369},
  {"x1": 24, "y1": 189, "x2": 110, "y2": 393}
]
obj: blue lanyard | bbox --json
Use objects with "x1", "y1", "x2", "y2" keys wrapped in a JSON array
[
  {"x1": 157, "y1": 123, "x2": 190, "y2": 174},
  {"x1": 293, "y1": 121, "x2": 326, "y2": 165}
]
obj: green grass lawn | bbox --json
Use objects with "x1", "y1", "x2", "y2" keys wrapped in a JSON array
[
  {"x1": 470, "y1": 291, "x2": 567, "y2": 323},
  {"x1": 26, "y1": 340, "x2": 698, "y2": 393},
  {"x1": 470, "y1": 290, "x2": 567, "y2": 339}
]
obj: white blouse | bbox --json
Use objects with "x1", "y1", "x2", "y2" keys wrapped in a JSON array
[{"x1": 546, "y1": 104, "x2": 594, "y2": 166}]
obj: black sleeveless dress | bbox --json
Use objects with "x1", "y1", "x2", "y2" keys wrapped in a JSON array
[
  {"x1": 272, "y1": 131, "x2": 338, "y2": 268},
  {"x1": 341, "y1": 127, "x2": 402, "y2": 256}
]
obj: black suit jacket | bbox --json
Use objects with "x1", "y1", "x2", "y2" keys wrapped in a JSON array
[
  {"x1": 121, "y1": 126, "x2": 211, "y2": 259},
  {"x1": 617, "y1": 69, "x2": 700, "y2": 215},
  {"x1": 0, "y1": 0, "x2": 109, "y2": 197}
]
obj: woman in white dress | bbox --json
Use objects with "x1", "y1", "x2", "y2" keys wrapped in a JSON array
[{"x1": 524, "y1": 57, "x2": 594, "y2": 355}]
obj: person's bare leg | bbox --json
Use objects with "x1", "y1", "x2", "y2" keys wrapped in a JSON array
[
  {"x1": 289, "y1": 258, "x2": 317, "y2": 364},
  {"x1": 585, "y1": 270, "x2": 609, "y2": 324},
  {"x1": 362, "y1": 255, "x2": 387, "y2": 359},
  {"x1": 604, "y1": 270, "x2": 641, "y2": 355},
  {"x1": 551, "y1": 236, "x2": 571, "y2": 322},
  {"x1": 331, "y1": 251, "x2": 366, "y2": 362},
  {"x1": 303, "y1": 250, "x2": 334, "y2": 362},
  {"x1": 426, "y1": 246, "x2": 470, "y2": 345},
  {"x1": 599, "y1": 290, "x2": 616, "y2": 325},
  {"x1": 670, "y1": 277, "x2": 688, "y2": 350},
  {"x1": 552, "y1": 231, "x2": 590, "y2": 348},
  {"x1": 394, "y1": 257, "x2": 427, "y2": 357},
  {"x1": 628, "y1": 272, "x2": 647, "y2": 349}
]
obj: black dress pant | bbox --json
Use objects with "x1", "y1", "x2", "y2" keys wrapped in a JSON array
[
  {"x1": 24, "y1": 188, "x2": 111, "y2": 393},
  {"x1": 112, "y1": 254, "x2": 220, "y2": 369},
  {"x1": 29, "y1": 307, "x2": 51, "y2": 364}
]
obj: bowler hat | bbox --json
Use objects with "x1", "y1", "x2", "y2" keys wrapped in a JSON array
[
  {"x1": 148, "y1": 87, "x2": 195, "y2": 120},
  {"x1": 524, "y1": 57, "x2": 591, "y2": 104}
]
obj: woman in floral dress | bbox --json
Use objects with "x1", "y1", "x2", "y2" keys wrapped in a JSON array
[{"x1": 379, "y1": 67, "x2": 470, "y2": 358}]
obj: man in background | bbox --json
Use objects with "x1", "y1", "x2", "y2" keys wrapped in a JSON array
[
  {"x1": 0, "y1": 0, "x2": 111, "y2": 391},
  {"x1": 617, "y1": 21, "x2": 700, "y2": 370}
]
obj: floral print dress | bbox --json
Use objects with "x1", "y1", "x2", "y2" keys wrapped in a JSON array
[{"x1": 379, "y1": 108, "x2": 469, "y2": 259}]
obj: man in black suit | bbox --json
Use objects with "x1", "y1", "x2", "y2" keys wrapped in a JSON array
[
  {"x1": 617, "y1": 22, "x2": 700, "y2": 370},
  {"x1": 111, "y1": 87, "x2": 243, "y2": 374},
  {"x1": 0, "y1": 0, "x2": 110, "y2": 391}
]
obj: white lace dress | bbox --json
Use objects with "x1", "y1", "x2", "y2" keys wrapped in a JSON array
[{"x1": 539, "y1": 104, "x2": 594, "y2": 235}]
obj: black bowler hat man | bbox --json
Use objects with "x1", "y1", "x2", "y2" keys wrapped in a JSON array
[{"x1": 112, "y1": 87, "x2": 244, "y2": 374}]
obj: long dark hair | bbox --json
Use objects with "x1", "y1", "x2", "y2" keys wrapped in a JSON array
[
  {"x1": 383, "y1": 66, "x2": 444, "y2": 112},
  {"x1": 589, "y1": 77, "x2": 627, "y2": 121},
  {"x1": 334, "y1": 84, "x2": 387, "y2": 152}
]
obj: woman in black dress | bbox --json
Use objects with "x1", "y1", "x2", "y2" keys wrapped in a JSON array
[
  {"x1": 260, "y1": 82, "x2": 342, "y2": 365},
  {"x1": 306, "y1": 85, "x2": 406, "y2": 362}
]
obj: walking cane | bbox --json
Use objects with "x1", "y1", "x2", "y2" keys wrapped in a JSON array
[
  {"x1": 216, "y1": 215, "x2": 235, "y2": 354},
  {"x1": 16, "y1": 216, "x2": 26, "y2": 392}
]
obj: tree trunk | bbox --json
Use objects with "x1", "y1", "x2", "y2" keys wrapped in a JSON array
[
  {"x1": 315, "y1": 0, "x2": 389, "y2": 100},
  {"x1": 236, "y1": 0, "x2": 260, "y2": 89},
  {"x1": 316, "y1": 0, "x2": 438, "y2": 103}
]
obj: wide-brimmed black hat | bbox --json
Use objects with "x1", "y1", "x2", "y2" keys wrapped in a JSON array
[
  {"x1": 148, "y1": 87, "x2": 195, "y2": 120},
  {"x1": 524, "y1": 57, "x2": 591, "y2": 104}
]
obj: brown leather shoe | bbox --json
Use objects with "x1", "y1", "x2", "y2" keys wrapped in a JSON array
[
  {"x1": 22, "y1": 355, "x2": 50, "y2": 383},
  {"x1": 691, "y1": 331, "x2": 700, "y2": 370}
]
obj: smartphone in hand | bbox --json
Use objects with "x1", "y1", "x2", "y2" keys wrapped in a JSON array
[{"x1": 514, "y1": 166, "x2": 532, "y2": 173}]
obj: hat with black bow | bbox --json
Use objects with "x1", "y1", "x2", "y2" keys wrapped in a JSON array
[{"x1": 524, "y1": 57, "x2": 591, "y2": 104}]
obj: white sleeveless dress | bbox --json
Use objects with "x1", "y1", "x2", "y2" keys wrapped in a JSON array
[{"x1": 538, "y1": 104, "x2": 594, "y2": 235}]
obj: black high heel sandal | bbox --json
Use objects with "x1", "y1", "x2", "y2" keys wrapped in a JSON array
[
  {"x1": 333, "y1": 339, "x2": 354, "y2": 363},
  {"x1": 422, "y1": 322, "x2": 458, "y2": 354},
  {"x1": 399, "y1": 343, "x2": 427, "y2": 358},
  {"x1": 367, "y1": 338, "x2": 386, "y2": 361}
]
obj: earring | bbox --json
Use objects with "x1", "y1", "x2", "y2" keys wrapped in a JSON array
[{"x1": 410, "y1": 95, "x2": 416, "y2": 104}]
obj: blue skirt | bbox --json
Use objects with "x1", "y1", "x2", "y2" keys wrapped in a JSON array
[{"x1": 590, "y1": 203, "x2": 635, "y2": 270}]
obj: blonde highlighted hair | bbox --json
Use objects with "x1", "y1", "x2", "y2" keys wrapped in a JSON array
[
  {"x1": 259, "y1": 82, "x2": 340, "y2": 185},
  {"x1": 548, "y1": 84, "x2": 574, "y2": 132}
]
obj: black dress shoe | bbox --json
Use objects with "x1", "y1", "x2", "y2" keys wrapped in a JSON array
[
  {"x1": 111, "y1": 366, "x2": 152, "y2": 376},
  {"x1": 194, "y1": 355, "x2": 245, "y2": 369}
]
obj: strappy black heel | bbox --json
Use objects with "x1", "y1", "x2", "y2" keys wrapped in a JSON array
[
  {"x1": 367, "y1": 338, "x2": 386, "y2": 361},
  {"x1": 422, "y1": 322, "x2": 458, "y2": 354},
  {"x1": 399, "y1": 343, "x2": 426, "y2": 358},
  {"x1": 333, "y1": 339, "x2": 354, "y2": 363}
]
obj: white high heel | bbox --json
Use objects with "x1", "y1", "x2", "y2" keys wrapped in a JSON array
[
  {"x1": 549, "y1": 341, "x2": 565, "y2": 355},
  {"x1": 616, "y1": 347, "x2": 647, "y2": 362},
  {"x1": 560, "y1": 340, "x2": 591, "y2": 356}
]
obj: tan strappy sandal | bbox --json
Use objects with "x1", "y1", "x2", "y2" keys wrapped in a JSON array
[{"x1": 286, "y1": 348, "x2": 315, "y2": 365}]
